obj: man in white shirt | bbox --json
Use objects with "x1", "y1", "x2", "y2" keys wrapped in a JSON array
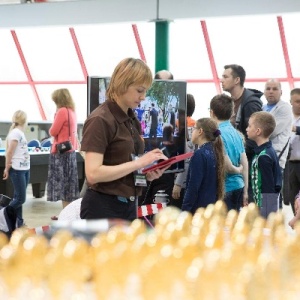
[
  {"x1": 263, "y1": 79, "x2": 292, "y2": 209},
  {"x1": 263, "y1": 79, "x2": 292, "y2": 169}
]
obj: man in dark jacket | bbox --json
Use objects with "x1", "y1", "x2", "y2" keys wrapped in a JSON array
[
  {"x1": 221, "y1": 64, "x2": 263, "y2": 161},
  {"x1": 221, "y1": 64, "x2": 263, "y2": 202}
]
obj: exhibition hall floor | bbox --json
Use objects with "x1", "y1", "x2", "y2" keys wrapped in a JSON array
[
  {"x1": 23, "y1": 186, "x2": 296, "y2": 235},
  {"x1": 23, "y1": 186, "x2": 62, "y2": 229}
]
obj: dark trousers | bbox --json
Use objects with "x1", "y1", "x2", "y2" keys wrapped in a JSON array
[
  {"x1": 80, "y1": 188, "x2": 137, "y2": 221},
  {"x1": 285, "y1": 161, "x2": 300, "y2": 215},
  {"x1": 224, "y1": 188, "x2": 244, "y2": 211}
]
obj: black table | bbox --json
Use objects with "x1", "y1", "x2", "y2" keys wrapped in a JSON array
[{"x1": 0, "y1": 152, "x2": 85, "y2": 198}]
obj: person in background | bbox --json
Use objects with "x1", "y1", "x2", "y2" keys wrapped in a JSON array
[
  {"x1": 247, "y1": 111, "x2": 282, "y2": 218},
  {"x1": 221, "y1": 64, "x2": 263, "y2": 201},
  {"x1": 262, "y1": 79, "x2": 292, "y2": 208},
  {"x1": 210, "y1": 94, "x2": 248, "y2": 211},
  {"x1": 47, "y1": 88, "x2": 80, "y2": 220},
  {"x1": 171, "y1": 93, "x2": 196, "y2": 208},
  {"x1": 284, "y1": 88, "x2": 300, "y2": 214},
  {"x1": 263, "y1": 79, "x2": 292, "y2": 168},
  {"x1": 154, "y1": 70, "x2": 173, "y2": 80},
  {"x1": 182, "y1": 118, "x2": 225, "y2": 214},
  {"x1": 80, "y1": 58, "x2": 168, "y2": 221},
  {"x1": 166, "y1": 104, "x2": 176, "y2": 131},
  {"x1": 148, "y1": 102, "x2": 158, "y2": 148},
  {"x1": 3, "y1": 110, "x2": 30, "y2": 227}
]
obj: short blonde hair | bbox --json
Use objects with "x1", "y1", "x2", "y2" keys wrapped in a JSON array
[
  {"x1": 251, "y1": 111, "x2": 276, "y2": 138},
  {"x1": 106, "y1": 58, "x2": 153, "y2": 100}
]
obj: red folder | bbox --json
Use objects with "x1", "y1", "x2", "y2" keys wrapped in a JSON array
[{"x1": 141, "y1": 152, "x2": 193, "y2": 174}]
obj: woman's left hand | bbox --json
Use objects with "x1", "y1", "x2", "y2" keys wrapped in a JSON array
[{"x1": 146, "y1": 164, "x2": 171, "y2": 181}]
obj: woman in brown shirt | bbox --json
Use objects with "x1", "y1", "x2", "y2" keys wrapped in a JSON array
[{"x1": 80, "y1": 58, "x2": 168, "y2": 221}]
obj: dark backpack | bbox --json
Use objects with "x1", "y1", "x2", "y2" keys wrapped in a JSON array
[{"x1": 0, "y1": 195, "x2": 17, "y2": 239}]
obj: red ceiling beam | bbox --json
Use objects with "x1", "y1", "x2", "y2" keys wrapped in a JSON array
[
  {"x1": 0, "y1": 77, "x2": 299, "y2": 85},
  {"x1": 0, "y1": 81, "x2": 86, "y2": 85},
  {"x1": 200, "y1": 20, "x2": 221, "y2": 94},
  {"x1": 277, "y1": 16, "x2": 294, "y2": 90},
  {"x1": 132, "y1": 24, "x2": 147, "y2": 63},
  {"x1": 185, "y1": 77, "x2": 300, "y2": 84},
  {"x1": 11, "y1": 30, "x2": 47, "y2": 120},
  {"x1": 69, "y1": 27, "x2": 88, "y2": 81}
]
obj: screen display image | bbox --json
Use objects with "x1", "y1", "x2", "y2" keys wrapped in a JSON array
[
  {"x1": 135, "y1": 80, "x2": 187, "y2": 173},
  {"x1": 87, "y1": 78, "x2": 187, "y2": 173},
  {"x1": 87, "y1": 76, "x2": 111, "y2": 116}
]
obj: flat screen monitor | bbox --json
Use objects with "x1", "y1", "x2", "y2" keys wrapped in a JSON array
[
  {"x1": 87, "y1": 78, "x2": 187, "y2": 173},
  {"x1": 87, "y1": 76, "x2": 111, "y2": 116},
  {"x1": 136, "y1": 80, "x2": 187, "y2": 173}
]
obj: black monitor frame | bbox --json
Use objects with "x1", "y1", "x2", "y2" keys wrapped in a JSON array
[
  {"x1": 87, "y1": 77, "x2": 187, "y2": 173},
  {"x1": 87, "y1": 76, "x2": 111, "y2": 116}
]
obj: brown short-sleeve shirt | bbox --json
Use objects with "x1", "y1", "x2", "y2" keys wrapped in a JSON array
[{"x1": 81, "y1": 99, "x2": 145, "y2": 197}]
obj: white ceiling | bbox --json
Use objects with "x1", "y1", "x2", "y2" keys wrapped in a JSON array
[{"x1": 1, "y1": 0, "x2": 300, "y2": 28}]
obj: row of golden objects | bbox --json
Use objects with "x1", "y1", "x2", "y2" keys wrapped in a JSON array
[{"x1": 0, "y1": 201, "x2": 299, "y2": 299}]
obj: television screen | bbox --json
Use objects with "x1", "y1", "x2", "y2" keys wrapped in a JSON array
[
  {"x1": 87, "y1": 76, "x2": 111, "y2": 116},
  {"x1": 135, "y1": 80, "x2": 187, "y2": 173},
  {"x1": 87, "y1": 78, "x2": 187, "y2": 173}
]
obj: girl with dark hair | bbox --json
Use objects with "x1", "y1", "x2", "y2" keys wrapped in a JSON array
[{"x1": 182, "y1": 118, "x2": 225, "y2": 214}]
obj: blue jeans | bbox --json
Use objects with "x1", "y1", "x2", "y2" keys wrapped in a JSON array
[
  {"x1": 224, "y1": 187, "x2": 244, "y2": 211},
  {"x1": 9, "y1": 168, "x2": 30, "y2": 227}
]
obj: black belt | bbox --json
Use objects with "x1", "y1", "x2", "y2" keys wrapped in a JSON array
[
  {"x1": 89, "y1": 188, "x2": 135, "y2": 202},
  {"x1": 289, "y1": 160, "x2": 300, "y2": 163}
]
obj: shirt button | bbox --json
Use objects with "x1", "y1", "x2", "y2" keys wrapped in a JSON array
[{"x1": 129, "y1": 196, "x2": 135, "y2": 202}]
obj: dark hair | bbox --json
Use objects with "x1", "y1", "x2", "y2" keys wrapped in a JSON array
[
  {"x1": 210, "y1": 94, "x2": 233, "y2": 120},
  {"x1": 162, "y1": 125, "x2": 174, "y2": 142},
  {"x1": 196, "y1": 118, "x2": 225, "y2": 200},
  {"x1": 224, "y1": 64, "x2": 246, "y2": 87},
  {"x1": 187, "y1": 94, "x2": 196, "y2": 117},
  {"x1": 251, "y1": 111, "x2": 276, "y2": 138},
  {"x1": 291, "y1": 88, "x2": 300, "y2": 96}
]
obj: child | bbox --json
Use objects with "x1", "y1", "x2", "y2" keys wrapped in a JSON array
[
  {"x1": 246, "y1": 111, "x2": 282, "y2": 218},
  {"x1": 182, "y1": 118, "x2": 225, "y2": 214},
  {"x1": 3, "y1": 110, "x2": 30, "y2": 227},
  {"x1": 210, "y1": 94, "x2": 249, "y2": 212},
  {"x1": 172, "y1": 93, "x2": 196, "y2": 208}
]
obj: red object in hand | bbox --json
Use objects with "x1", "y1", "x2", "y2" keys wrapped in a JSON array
[{"x1": 142, "y1": 152, "x2": 193, "y2": 174}]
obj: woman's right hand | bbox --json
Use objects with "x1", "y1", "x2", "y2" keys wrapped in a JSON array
[{"x1": 136, "y1": 148, "x2": 168, "y2": 169}]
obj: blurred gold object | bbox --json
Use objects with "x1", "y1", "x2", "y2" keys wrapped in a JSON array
[{"x1": 0, "y1": 202, "x2": 297, "y2": 298}]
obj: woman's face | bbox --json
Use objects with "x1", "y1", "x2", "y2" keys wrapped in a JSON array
[{"x1": 118, "y1": 85, "x2": 148, "y2": 111}]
